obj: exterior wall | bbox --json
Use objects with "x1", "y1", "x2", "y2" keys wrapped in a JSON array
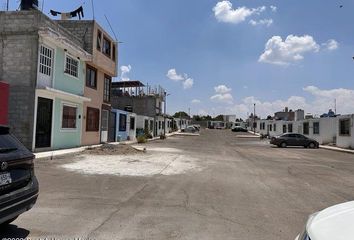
[
  {"x1": 336, "y1": 114, "x2": 354, "y2": 149},
  {"x1": 52, "y1": 98, "x2": 83, "y2": 149},
  {"x1": 52, "y1": 47, "x2": 85, "y2": 95},
  {"x1": 136, "y1": 115, "x2": 154, "y2": 136},
  {"x1": 297, "y1": 118, "x2": 337, "y2": 144},
  {"x1": 111, "y1": 96, "x2": 158, "y2": 117},
  {"x1": 0, "y1": 82, "x2": 9, "y2": 125},
  {"x1": 82, "y1": 69, "x2": 110, "y2": 145},
  {"x1": 111, "y1": 109, "x2": 129, "y2": 141},
  {"x1": 174, "y1": 118, "x2": 191, "y2": 130}
]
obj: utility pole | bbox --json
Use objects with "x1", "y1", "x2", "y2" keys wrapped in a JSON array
[
  {"x1": 6, "y1": 0, "x2": 9, "y2": 11},
  {"x1": 253, "y1": 103, "x2": 256, "y2": 134},
  {"x1": 164, "y1": 92, "x2": 167, "y2": 136},
  {"x1": 334, "y1": 98, "x2": 337, "y2": 115}
]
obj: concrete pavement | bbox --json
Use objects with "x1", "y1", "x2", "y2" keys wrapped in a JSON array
[{"x1": 2, "y1": 129, "x2": 354, "y2": 239}]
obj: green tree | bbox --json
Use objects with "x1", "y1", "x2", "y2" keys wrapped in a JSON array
[{"x1": 173, "y1": 111, "x2": 190, "y2": 118}]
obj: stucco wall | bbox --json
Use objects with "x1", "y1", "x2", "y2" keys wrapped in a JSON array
[
  {"x1": 52, "y1": 98, "x2": 83, "y2": 149},
  {"x1": 336, "y1": 115, "x2": 354, "y2": 149}
]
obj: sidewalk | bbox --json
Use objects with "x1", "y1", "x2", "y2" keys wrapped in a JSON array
[
  {"x1": 320, "y1": 145, "x2": 354, "y2": 154},
  {"x1": 34, "y1": 132, "x2": 178, "y2": 159}
]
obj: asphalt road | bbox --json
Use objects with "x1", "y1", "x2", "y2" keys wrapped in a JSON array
[{"x1": 2, "y1": 129, "x2": 354, "y2": 239}]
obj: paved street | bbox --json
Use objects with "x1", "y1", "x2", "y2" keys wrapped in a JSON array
[{"x1": 2, "y1": 129, "x2": 354, "y2": 240}]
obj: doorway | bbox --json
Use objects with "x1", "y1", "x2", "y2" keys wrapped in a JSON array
[
  {"x1": 108, "y1": 112, "x2": 116, "y2": 142},
  {"x1": 101, "y1": 110, "x2": 109, "y2": 143},
  {"x1": 35, "y1": 97, "x2": 53, "y2": 148}
]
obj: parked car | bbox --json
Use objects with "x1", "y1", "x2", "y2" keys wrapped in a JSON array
[
  {"x1": 0, "y1": 126, "x2": 39, "y2": 228},
  {"x1": 231, "y1": 126, "x2": 248, "y2": 132},
  {"x1": 270, "y1": 133, "x2": 319, "y2": 148},
  {"x1": 296, "y1": 201, "x2": 354, "y2": 240},
  {"x1": 181, "y1": 126, "x2": 197, "y2": 133}
]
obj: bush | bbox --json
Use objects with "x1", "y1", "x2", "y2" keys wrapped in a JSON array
[
  {"x1": 137, "y1": 136, "x2": 147, "y2": 144},
  {"x1": 160, "y1": 134, "x2": 166, "y2": 140}
]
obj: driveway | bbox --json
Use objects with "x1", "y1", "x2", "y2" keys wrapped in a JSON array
[{"x1": 2, "y1": 129, "x2": 354, "y2": 239}]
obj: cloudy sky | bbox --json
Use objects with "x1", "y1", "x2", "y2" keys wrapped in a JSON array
[{"x1": 13, "y1": 0, "x2": 354, "y2": 118}]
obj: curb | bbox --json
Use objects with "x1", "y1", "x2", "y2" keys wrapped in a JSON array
[{"x1": 319, "y1": 145, "x2": 354, "y2": 154}]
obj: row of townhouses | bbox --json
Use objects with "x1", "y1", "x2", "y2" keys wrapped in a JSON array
[
  {"x1": 0, "y1": 9, "x2": 191, "y2": 151},
  {"x1": 251, "y1": 108, "x2": 354, "y2": 149}
]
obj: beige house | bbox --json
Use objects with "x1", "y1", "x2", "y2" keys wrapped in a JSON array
[{"x1": 57, "y1": 20, "x2": 118, "y2": 145}]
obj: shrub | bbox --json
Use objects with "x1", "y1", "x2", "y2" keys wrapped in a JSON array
[
  {"x1": 137, "y1": 136, "x2": 147, "y2": 144},
  {"x1": 160, "y1": 134, "x2": 166, "y2": 140}
]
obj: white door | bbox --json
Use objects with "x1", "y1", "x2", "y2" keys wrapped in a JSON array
[
  {"x1": 37, "y1": 45, "x2": 54, "y2": 88},
  {"x1": 101, "y1": 110, "x2": 109, "y2": 142}
]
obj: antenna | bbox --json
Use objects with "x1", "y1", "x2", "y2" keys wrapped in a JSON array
[
  {"x1": 91, "y1": 0, "x2": 95, "y2": 20},
  {"x1": 104, "y1": 14, "x2": 118, "y2": 43}
]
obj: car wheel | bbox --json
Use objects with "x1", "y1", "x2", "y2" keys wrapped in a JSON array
[
  {"x1": 280, "y1": 142, "x2": 287, "y2": 148},
  {"x1": 0, "y1": 217, "x2": 17, "y2": 229},
  {"x1": 308, "y1": 142, "x2": 316, "y2": 149}
]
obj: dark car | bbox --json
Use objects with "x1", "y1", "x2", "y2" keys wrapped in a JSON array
[
  {"x1": 231, "y1": 126, "x2": 248, "y2": 132},
  {"x1": 270, "y1": 133, "x2": 319, "y2": 148},
  {"x1": 0, "y1": 126, "x2": 39, "y2": 228}
]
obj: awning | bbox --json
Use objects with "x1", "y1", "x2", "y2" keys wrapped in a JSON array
[{"x1": 37, "y1": 87, "x2": 91, "y2": 103}]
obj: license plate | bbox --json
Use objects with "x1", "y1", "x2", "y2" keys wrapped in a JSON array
[{"x1": 0, "y1": 172, "x2": 12, "y2": 186}]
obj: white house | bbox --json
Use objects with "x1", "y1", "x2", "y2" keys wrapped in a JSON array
[{"x1": 336, "y1": 114, "x2": 354, "y2": 149}]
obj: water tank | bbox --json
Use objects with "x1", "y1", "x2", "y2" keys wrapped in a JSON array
[{"x1": 20, "y1": 0, "x2": 38, "y2": 10}]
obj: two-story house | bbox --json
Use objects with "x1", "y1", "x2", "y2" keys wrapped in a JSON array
[
  {"x1": 0, "y1": 9, "x2": 92, "y2": 151},
  {"x1": 56, "y1": 21, "x2": 118, "y2": 145}
]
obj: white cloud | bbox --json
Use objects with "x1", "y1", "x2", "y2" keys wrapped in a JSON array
[
  {"x1": 167, "y1": 69, "x2": 194, "y2": 90},
  {"x1": 191, "y1": 99, "x2": 201, "y2": 104},
  {"x1": 249, "y1": 18, "x2": 273, "y2": 27},
  {"x1": 211, "y1": 85, "x2": 233, "y2": 104},
  {"x1": 213, "y1": 1, "x2": 266, "y2": 24},
  {"x1": 270, "y1": 5, "x2": 277, "y2": 12},
  {"x1": 322, "y1": 39, "x2": 339, "y2": 51},
  {"x1": 120, "y1": 65, "x2": 132, "y2": 81},
  {"x1": 183, "y1": 78, "x2": 194, "y2": 89},
  {"x1": 214, "y1": 84, "x2": 232, "y2": 94},
  {"x1": 211, "y1": 93, "x2": 234, "y2": 104},
  {"x1": 259, "y1": 35, "x2": 320, "y2": 65},
  {"x1": 217, "y1": 86, "x2": 354, "y2": 119},
  {"x1": 166, "y1": 69, "x2": 184, "y2": 81}
]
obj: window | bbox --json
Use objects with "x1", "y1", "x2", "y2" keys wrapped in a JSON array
[
  {"x1": 112, "y1": 44, "x2": 116, "y2": 61},
  {"x1": 86, "y1": 107, "x2": 99, "y2": 131},
  {"x1": 104, "y1": 75, "x2": 111, "y2": 102},
  {"x1": 283, "y1": 124, "x2": 287, "y2": 133},
  {"x1": 65, "y1": 54, "x2": 79, "y2": 78},
  {"x1": 269, "y1": 124, "x2": 272, "y2": 131},
  {"x1": 119, "y1": 114, "x2": 127, "y2": 131},
  {"x1": 313, "y1": 122, "x2": 320, "y2": 135},
  {"x1": 339, "y1": 119, "x2": 351, "y2": 136},
  {"x1": 159, "y1": 121, "x2": 161, "y2": 129},
  {"x1": 62, "y1": 105, "x2": 77, "y2": 129},
  {"x1": 144, "y1": 120, "x2": 149, "y2": 130},
  {"x1": 303, "y1": 122, "x2": 309, "y2": 135},
  {"x1": 273, "y1": 124, "x2": 276, "y2": 132},
  {"x1": 103, "y1": 36, "x2": 111, "y2": 57},
  {"x1": 39, "y1": 45, "x2": 53, "y2": 76},
  {"x1": 288, "y1": 124, "x2": 293, "y2": 133},
  {"x1": 130, "y1": 117, "x2": 135, "y2": 130},
  {"x1": 86, "y1": 65, "x2": 97, "y2": 89},
  {"x1": 97, "y1": 30, "x2": 102, "y2": 50}
]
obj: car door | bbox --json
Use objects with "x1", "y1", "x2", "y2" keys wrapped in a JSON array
[
  {"x1": 286, "y1": 134, "x2": 298, "y2": 146},
  {"x1": 294, "y1": 134, "x2": 307, "y2": 146}
]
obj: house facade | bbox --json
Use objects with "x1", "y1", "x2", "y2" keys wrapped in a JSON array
[
  {"x1": 56, "y1": 21, "x2": 118, "y2": 145},
  {"x1": 0, "y1": 10, "x2": 93, "y2": 150}
]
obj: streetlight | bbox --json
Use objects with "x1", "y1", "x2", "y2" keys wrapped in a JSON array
[
  {"x1": 164, "y1": 92, "x2": 171, "y2": 136},
  {"x1": 253, "y1": 103, "x2": 256, "y2": 134}
]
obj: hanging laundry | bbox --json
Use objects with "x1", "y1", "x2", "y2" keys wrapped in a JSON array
[{"x1": 50, "y1": 6, "x2": 84, "y2": 20}]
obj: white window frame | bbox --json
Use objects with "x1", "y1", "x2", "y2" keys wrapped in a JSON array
[
  {"x1": 38, "y1": 44, "x2": 54, "y2": 77},
  {"x1": 60, "y1": 102, "x2": 79, "y2": 132},
  {"x1": 64, "y1": 53, "x2": 79, "y2": 79}
]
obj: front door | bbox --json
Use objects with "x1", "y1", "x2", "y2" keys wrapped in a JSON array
[
  {"x1": 101, "y1": 110, "x2": 109, "y2": 143},
  {"x1": 108, "y1": 112, "x2": 116, "y2": 142},
  {"x1": 35, "y1": 97, "x2": 53, "y2": 148}
]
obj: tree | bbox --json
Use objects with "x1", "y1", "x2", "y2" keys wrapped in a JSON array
[
  {"x1": 213, "y1": 114, "x2": 224, "y2": 121},
  {"x1": 173, "y1": 111, "x2": 190, "y2": 118}
]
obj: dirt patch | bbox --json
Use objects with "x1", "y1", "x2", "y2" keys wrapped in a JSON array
[{"x1": 84, "y1": 144, "x2": 144, "y2": 155}]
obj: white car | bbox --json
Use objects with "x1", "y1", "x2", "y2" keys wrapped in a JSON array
[{"x1": 296, "y1": 201, "x2": 354, "y2": 240}]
